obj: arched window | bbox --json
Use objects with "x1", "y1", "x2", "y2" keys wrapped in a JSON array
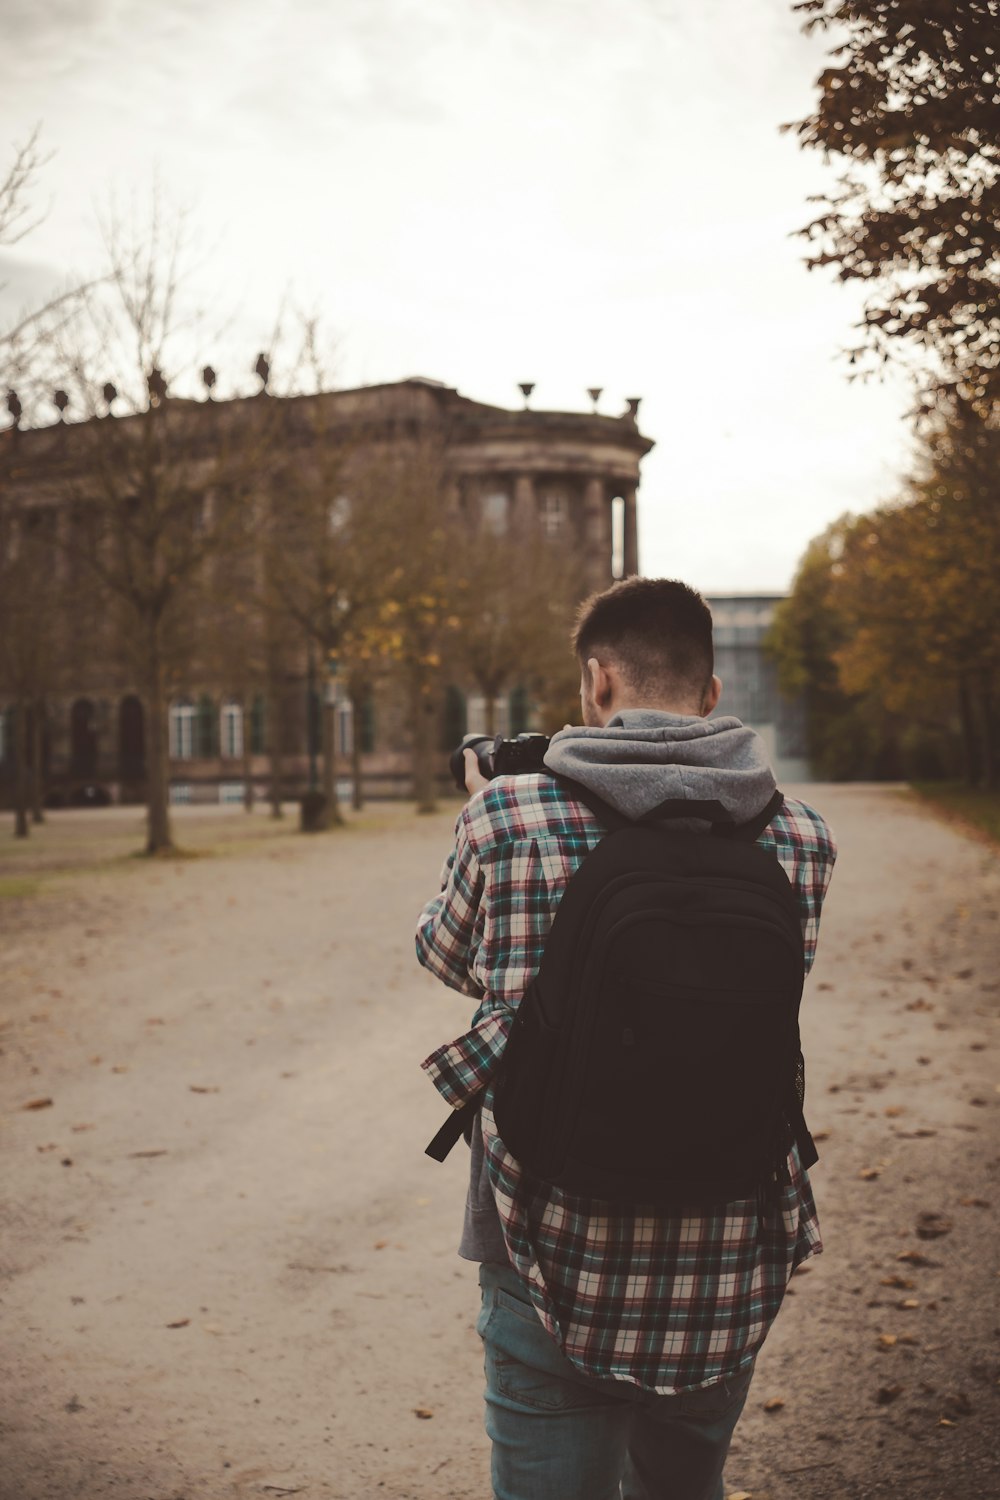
[
  {"x1": 70, "y1": 698, "x2": 99, "y2": 777},
  {"x1": 197, "y1": 694, "x2": 218, "y2": 758},
  {"x1": 250, "y1": 695, "x2": 266, "y2": 755},
  {"x1": 220, "y1": 700, "x2": 244, "y2": 759},
  {"x1": 169, "y1": 701, "x2": 196, "y2": 760},
  {"x1": 441, "y1": 686, "x2": 467, "y2": 751},
  {"x1": 118, "y1": 695, "x2": 145, "y2": 779},
  {"x1": 509, "y1": 685, "x2": 530, "y2": 736}
]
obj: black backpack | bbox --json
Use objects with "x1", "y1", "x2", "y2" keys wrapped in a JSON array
[{"x1": 426, "y1": 777, "x2": 818, "y2": 1209}]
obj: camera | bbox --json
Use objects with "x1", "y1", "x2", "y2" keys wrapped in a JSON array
[{"x1": 449, "y1": 732, "x2": 552, "y2": 791}]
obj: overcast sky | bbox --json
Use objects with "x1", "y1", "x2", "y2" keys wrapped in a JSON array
[{"x1": 0, "y1": 0, "x2": 916, "y2": 592}]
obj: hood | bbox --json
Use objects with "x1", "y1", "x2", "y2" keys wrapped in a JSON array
[{"x1": 542, "y1": 709, "x2": 776, "y2": 830}]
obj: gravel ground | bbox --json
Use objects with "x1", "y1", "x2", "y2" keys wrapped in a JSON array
[{"x1": 0, "y1": 785, "x2": 997, "y2": 1500}]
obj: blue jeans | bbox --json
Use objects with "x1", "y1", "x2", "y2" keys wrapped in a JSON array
[{"x1": 477, "y1": 1263, "x2": 754, "y2": 1500}]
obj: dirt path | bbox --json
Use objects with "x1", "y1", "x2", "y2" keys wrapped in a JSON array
[{"x1": 1, "y1": 788, "x2": 997, "y2": 1500}]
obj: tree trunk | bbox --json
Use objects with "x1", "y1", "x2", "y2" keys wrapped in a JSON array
[
  {"x1": 14, "y1": 699, "x2": 30, "y2": 839},
  {"x1": 412, "y1": 676, "x2": 437, "y2": 814},
  {"x1": 144, "y1": 627, "x2": 174, "y2": 854},
  {"x1": 240, "y1": 695, "x2": 255, "y2": 812},
  {"x1": 350, "y1": 685, "x2": 364, "y2": 811},
  {"x1": 30, "y1": 698, "x2": 45, "y2": 824},
  {"x1": 957, "y1": 676, "x2": 981, "y2": 787},
  {"x1": 322, "y1": 695, "x2": 344, "y2": 827},
  {"x1": 265, "y1": 662, "x2": 284, "y2": 818},
  {"x1": 979, "y1": 684, "x2": 998, "y2": 790}
]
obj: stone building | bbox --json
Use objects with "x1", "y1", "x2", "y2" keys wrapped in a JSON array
[
  {"x1": 706, "y1": 594, "x2": 810, "y2": 783},
  {"x1": 0, "y1": 377, "x2": 654, "y2": 806}
]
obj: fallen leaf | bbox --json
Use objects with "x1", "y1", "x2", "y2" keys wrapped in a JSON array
[
  {"x1": 413, "y1": 1407, "x2": 434, "y2": 1420},
  {"x1": 22, "y1": 1097, "x2": 53, "y2": 1111},
  {"x1": 61, "y1": 1157, "x2": 73, "y2": 1167},
  {"x1": 884, "y1": 1106, "x2": 903, "y2": 1117},
  {"x1": 763, "y1": 1397, "x2": 785, "y2": 1412},
  {"x1": 959, "y1": 1197, "x2": 990, "y2": 1208},
  {"x1": 812, "y1": 1129, "x2": 831, "y2": 1142},
  {"x1": 898, "y1": 1299, "x2": 920, "y2": 1310},
  {"x1": 726, "y1": 1492, "x2": 754, "y2": 1500},
  {"x1": 110, "y1": 1065, "x2": 128, "y2": 1074},
  {"x1": 897, "y1": 1252, "x2": 934, "y2": 1268},
  {"x1": 876, "y1": 1385, "x2": 904, "y2": 1404},
  {"x1": 71, "y1": 1123, "x2": 95, "y2": 1133},
  {"x1": 188, "y1": 1085, "x2": 220, "y2": 1094},
  {"x1": 859, "y1": 1167, "x2": 881, "y2": 1180},
  {"x1": 373, "y1": 1239, "x2": 388, "y2": 1250},
  {"x1": 880, "y1": 1275, "x2": 915, "y2": 1289},
  {"x1": 203, "y1": 1323, "x2": 224, "y2": 1335},
  {"x1": 128, "y1": 1149, "x2": 168, "y2": 1159},
  {"x1": 916, "y1": 1212, "x2": 953, "y2": 1240},
  {"x1": 938, "y1": 1418, "x2": 956, "y2": 1428},
  {"x1": 877, "y1": 1334, "x2": 897, "y2": 1348},
  {"x1": 166, "y1": 1318, "x2": 190, "y2": 1329},
  {"x1": 905, "y1": 999, "x2": 933, "y2": 1012}
]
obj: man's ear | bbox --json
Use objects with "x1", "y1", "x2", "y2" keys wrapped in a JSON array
[
  {"x1": 700, "y1": 675, "x2": 722, "y2": 717},
  {"x1": 587, "y1": 656, "x2": 614, "y2": 710}
]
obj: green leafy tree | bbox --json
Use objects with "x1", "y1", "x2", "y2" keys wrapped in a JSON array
[{"x1": 785, "y1": 0, "x2": 1000, "y2": 416}]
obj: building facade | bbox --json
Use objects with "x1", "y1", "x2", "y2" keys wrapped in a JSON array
[
  {"x1": 707, "y1": 594, "x2": 811, "y2": 783},
  {"x1": 0, "y1": 377, "x2": 654, "y2": 807}
]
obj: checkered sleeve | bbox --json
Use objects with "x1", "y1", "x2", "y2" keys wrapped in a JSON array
[{"x1": 415, "y1": 809, "x2": 486, "y2": 1000}]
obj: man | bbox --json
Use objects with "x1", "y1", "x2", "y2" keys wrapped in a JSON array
[{"x1": 416, "y1": 577, "x2": 836, "y2": 1500}]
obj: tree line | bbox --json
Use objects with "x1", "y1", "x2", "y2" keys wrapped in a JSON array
[{"x1": 771, "y1": 1, "x2": 999, "y2": 786}]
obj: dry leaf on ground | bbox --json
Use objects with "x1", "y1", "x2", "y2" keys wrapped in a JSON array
[
  {"x1": 763, "y1": 1397, "x2": 785, "y2": 1412},
  {"x1": 22, "y1": 1097, "x2": 53, "y2": 1111},
  {"x1": 165, "y1": 1318, "x2": 190, "y2": 1329},
  {"x1": 413, "y1": 1407, "x2": 434, "y2": 1420},
  {"x1": 876, "y1": 1385, "x2": 904, "y2": 1404},
  {"x1": 916, "y1": 1212, "x2": 953, "y2": 1239}
]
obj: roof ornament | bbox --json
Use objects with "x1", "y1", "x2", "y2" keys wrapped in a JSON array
[
  {"x1": 587, "y1": 387, "x2": 602, "y2": 413},
  {"x1": 147, "y1": 367, "x2": 168, "y2": 405},
  {"x1": 624, "y1": 396, "x2": 642, "y2": 421},
  {"x1": 6, "y1": 389, "x2": 22, "y2": 428},
  {"x1": 254, "y1": 352, "x2": 270, "y2": 393},
  {"x1": 202, "y1": 365, "x2": 217, "y2": 399},
  {"x1": 102, "y1": 382, "x2": 118, "y2": 415},
  {"x1": 53, "y1": 388, "x2": 69, "y2": 421}
]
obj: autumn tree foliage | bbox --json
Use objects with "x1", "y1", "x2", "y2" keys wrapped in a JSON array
[
  {"x1": 770, "y1": 413, "x2": 1000, "y2": 784},
  {"x1": 786, "y1": 0, "x2": 1000, "y2": 416}
]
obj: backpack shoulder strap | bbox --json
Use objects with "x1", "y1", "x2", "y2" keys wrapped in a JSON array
[
  {"x1": 717, "y1": 789, "x2": 785, "y2": 843},
  {"x1": 544, "y1": 772, "x2": 628, "y2": 832}
]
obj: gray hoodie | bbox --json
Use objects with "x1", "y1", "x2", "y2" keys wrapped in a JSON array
[{"x1": 543, "y1": 709, "x2": 777, "y2": 828}]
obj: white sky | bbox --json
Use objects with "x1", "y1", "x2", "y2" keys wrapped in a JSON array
[{"x1": 0, "y1": 0, "x2": 916, "y2": 592}]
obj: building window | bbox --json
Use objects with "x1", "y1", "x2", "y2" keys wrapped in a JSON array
[
  {"x1": 611, "y1": 495, "x2": 625, "y2": 579},
  {"x1": 482, "y1": 490, "x2": 510, "y2": 536},
  {"x1": 328, "y1": 495, "x2": 351, "y2": 534},
  {"x1": 250, "y1": 695, "x2": 266, "y2": 755},
  {"x1": 221, "y1": 700, "x2": 244, "y2": 759},
  {"x1": 467, "y1": 694, "x2": 509, "y2": 737},
  {"x1": 197, "y1": 695, "x2": 218, "y2": 758},
  {"x1": 539, "y1": 487, "x2": 568, "y2": 539},
  {"x1": 169, "y1": 702, "x2": 196, "y2": 760},
  {"x1": 337, "y1": 699, "x2": 353, "y2": 757}
]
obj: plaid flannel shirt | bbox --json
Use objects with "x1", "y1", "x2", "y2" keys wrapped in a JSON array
[{"x1": 416, "y1": 773, "x2": 836, "y2": 1393}]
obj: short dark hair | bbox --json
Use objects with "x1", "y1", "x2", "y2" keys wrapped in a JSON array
[{"x1": 572, "y1": 577, "x2": 714, "y2": 703}]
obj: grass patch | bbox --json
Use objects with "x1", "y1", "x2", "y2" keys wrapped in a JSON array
[
  {"x1": 909, "y1": 781, "x2": 1000, "y2": 846},
  {"x1": 0, "y1": 876, "x2": 43, "y2": 900}
]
